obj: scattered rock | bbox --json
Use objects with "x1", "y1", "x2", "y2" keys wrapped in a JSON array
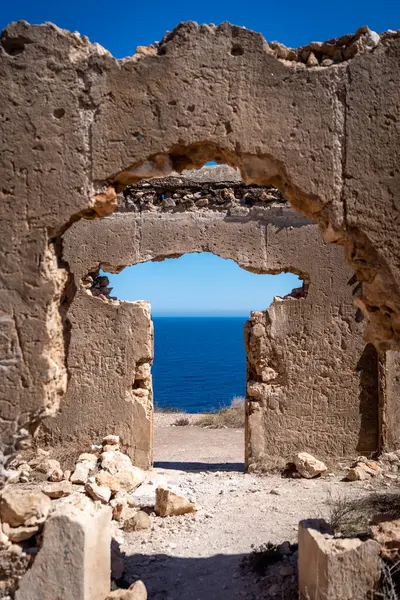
[
  {"x1": 110, "y1": 497, "x2": 127, "y2": 521},
  {"x1": 48, "y1": 467, "x2": 64, "y2": 482},
  {"x1": 27, "y1": 449, "x2": 50, "y2": 468},
  {"x1": 2, "y1": 521, "x2": 39, "y2": 542},
  {"x1": 123, "y1": 511, "x2": 151, "y2": 532},
  {"x1": 35, "y1": 458, "x2": 61, "y2": 475},
  {"x1": 306, "y1": 52, "x2": 319, "y2": 67},
  {"x1": 346, "y1": 459, "x2": 380, "y2": 481},
  {"x1": 96, "y1": 466, "x2": 144, "y2": 493},
  {"x1": 70, "y1": 461, "x2": 92, "y2": 485},
  {"x1": 85, "y1": 481, "x2": 112, "y2": 504},
  {"x1": 370, "y1": 515, "x2": 400, "y2": 560},
  {"x1": 293, "y1": 452, "x2": 328, "y2": 479},
  {"x1": 346, "y1": 465, "x2": 371, "y2": 481},
  {"x1": 0, "y1": 489, "x2": 51, "y2": 527},
  {"x1": 0, "y1": 543, "x2": 31, "y2": 597},
  {"x1": 106, "y1": 580, "x2": 147, "y2": 600},
  {"x1": 42, "y1": 481, "x2": 73, "y2": 499},
  {"x1": 103, "y1": 435, "x2": 120, "y2": 446},
  {"x1": 104, "y1": 444, "x2": 120, "y2": 452},
  {"x1": 155, "y1": 487, "x2": 196, "y2": 517},
  {"x1": 101, "y1": 450, "x2": 133, "y2": 475},
  {"x1": 77, "y1": 453, "x2": 98, "y2": 466}
]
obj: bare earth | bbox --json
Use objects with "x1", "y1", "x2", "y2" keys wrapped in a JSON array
[{"x1": 120, "y1": 415, "x2": 378, "y2": 600}]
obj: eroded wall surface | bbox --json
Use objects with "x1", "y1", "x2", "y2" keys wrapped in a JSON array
[
  {"x1": 46, "y1": 167, "x2": 379, "y2": 468},
  {"x1": 380, "y1": 351, "x2": 400, "y2": 452},
  {"x1": 41, "y1": 292, "x2": 154, "y2": 468},
  {"x1": 1, "y1": 21, "x2": 400, "y2": 472}
]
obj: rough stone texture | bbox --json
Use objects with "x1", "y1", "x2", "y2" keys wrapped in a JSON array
[
  {"x1": 0, "y1": 488, "x2": 51, "y2": 528},
  {"x1": 370, "y1": 514, "x2": 400, "y2": 560},
  {"x1": 379, "y1": 350, "x2": 400, "y2": 451},
  {"x1": 298, "y1": 519, "x2": 381, "y2": 600},
  {"x1": 245, "y1": 298, "x2": 380, "y2": 467},
  {"x1": 293, "y1": 453, "x2": 328, "y2": 479},
  {"x1": 1, "y1": 21, "x2": 400, "y2": 475},
  {"x1": 41, "y1": 480, "x2": 73, "y2": 498},
  {"x1": 0, "y1": 545, "x2": 31, "y2": 598},
  {"x1": 15, "y1": 502, "x2": 112, "y2": 600},
  {"x1": 106, "y1": 581, "x2": 147, "y2": 600},
  {"x1": 155, "y1": 486, "x2": 197, "y2": 517},
  {"x1": 47, "y1": 167, "x2": 381, "y2": 469},
  {"x1": 41, "y1": 296, "x2": 154, "y2": 469}
]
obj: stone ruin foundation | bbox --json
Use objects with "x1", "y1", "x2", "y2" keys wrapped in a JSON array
[{"x1": 1, "y1": 18, "x2": 400, "y2": 600}]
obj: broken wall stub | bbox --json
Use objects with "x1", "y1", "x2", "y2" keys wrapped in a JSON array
[
  {"x1": 1, "y1": 21, "x2": 400, "y2": 471},
  {"x1": 42, "y1": 292, "x2": 154, "y2": 469},
  {"x1": 379, "y1": 351, "x2": 400, "y2": 451},
  {"x1": 46, "y1": 167, "x2": 380, "y2": 468}
]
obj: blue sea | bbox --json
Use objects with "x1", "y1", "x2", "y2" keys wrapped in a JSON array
[{"x1": 152, "y1": 317, "x2": 247, "y2": 413}]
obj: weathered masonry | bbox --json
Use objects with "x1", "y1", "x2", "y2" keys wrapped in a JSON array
[
  {"x1": 1, "y1": 22, "x2": 400, "y2": 473},
  {"x1": 44, "y1": 166, "x2": 393, "y2": 470}
]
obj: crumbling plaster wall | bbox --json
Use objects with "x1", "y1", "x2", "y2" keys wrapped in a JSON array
[
  {"x1": 45, "y1": 166, "x2": 381, "y2": 468},
  {"x1": 1, "y1": 21, "x2": 400, "y2": 473}
]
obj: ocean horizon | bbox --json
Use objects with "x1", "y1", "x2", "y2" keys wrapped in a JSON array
[{"x1": 152, "y1": 316, "x2": 248, "y2": 413}]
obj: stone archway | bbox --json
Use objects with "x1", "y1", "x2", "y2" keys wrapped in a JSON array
[
  {"x1": 1, "y1": 21, "x2": 400, "y2": 473},
  {"x1": 41, "y1": 166, "x2": 383, "y2": 470}
]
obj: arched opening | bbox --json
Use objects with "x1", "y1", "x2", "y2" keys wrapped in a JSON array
[
  {"x1": 101, "y1": 252, "x2": 301, "y2": 471},
  {"x1": 43, "y1": 163, "x2": 382, "y2": 473}
]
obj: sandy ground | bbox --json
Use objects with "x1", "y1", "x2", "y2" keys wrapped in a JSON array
[{"x1": 120, "y1": 416, "x2": 380, "y2": 600}]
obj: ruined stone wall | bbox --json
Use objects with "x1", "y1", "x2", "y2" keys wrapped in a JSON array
[
  {"x1": 43, "y1": 167, "x2": 381, "y2": 468},
  {"x1": 380, "y1": 351, "x2": 400, "y2": 452},
  {"x1": 1, "y1": 21, "x2": 400, "y2": 476},
  {"x1": 41, "y1": 291, "x2": 154, "y2": 469}
]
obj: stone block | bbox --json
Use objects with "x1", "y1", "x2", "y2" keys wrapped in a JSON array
[
  {"x1": 15, "y1": 502, "x2": 112, "y2": 600},
  {"x1": 298, "y1": 519, "x2": 381, "y2": 600}
]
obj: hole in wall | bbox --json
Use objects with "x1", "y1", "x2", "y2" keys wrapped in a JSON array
[
  {"x1": 53, "y1": 108, "x2": 66, "y2": 119},
  {"x1": 231, "y1": 43, "x2": 244, "y2": 56},
  {"x1": 1, "y1": 36, "x2": 30, "y2": 56}
]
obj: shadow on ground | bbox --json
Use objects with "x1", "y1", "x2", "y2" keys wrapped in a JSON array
[
  {"x1": 118, "y1": 551, "x2": 264, "y2": 600},
  {"x1": 154, "y1": 461, "x2": 244, "y2": 473}
]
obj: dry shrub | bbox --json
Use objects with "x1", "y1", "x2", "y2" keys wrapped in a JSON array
[
  {"x1": 154, "y1": 405, "x2": 181, "y2": 413},
  {"x1": 26, "y1": 431, "x2": 95, "y2": 471},
  {"x1": 173, "y1": 417, "x2": 190, "y2": 426},
  {"x1": 326, "y1": 490, "x2": 400, "y2": 536},
  {"x1": 376, "y1": 560, "x2": 400, "y2": 600},
  {"x1": 241, "y1": 542, "x2": 281, "y2": 575},
  {"x1": 195, "y1": 396, "x2": 245, "y2": 429}
]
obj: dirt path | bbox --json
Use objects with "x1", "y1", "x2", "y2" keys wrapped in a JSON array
[
  {"x1": 120, "y1": 420, "x2": 377, "y2": 600},
  {"x1": 155, "y1": 412, "x2": 244, "y2": 471}
]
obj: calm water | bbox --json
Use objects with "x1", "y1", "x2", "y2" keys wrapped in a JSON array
[{"x1": 152, "y1": 317, "x2": 247, "y2": 412}]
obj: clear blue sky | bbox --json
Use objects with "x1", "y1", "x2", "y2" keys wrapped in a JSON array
[
  {"x1": 1, "y1": 0, "x2": 399, "y2": 59},
  {"x1": 103, "y1": 254, "x2": 300, "y2": 316},
  {"x1": 2, "y1": 1, "x2": 398, "y2": 315}
]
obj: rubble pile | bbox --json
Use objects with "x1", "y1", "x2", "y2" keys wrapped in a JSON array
[{"x1": 0, "y1": 435, "x2": 197, "y2": 599}]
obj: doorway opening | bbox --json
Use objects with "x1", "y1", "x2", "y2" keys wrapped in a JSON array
[{"x1": 102, "y1": 253, "x2": 301, "y2": 471}]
